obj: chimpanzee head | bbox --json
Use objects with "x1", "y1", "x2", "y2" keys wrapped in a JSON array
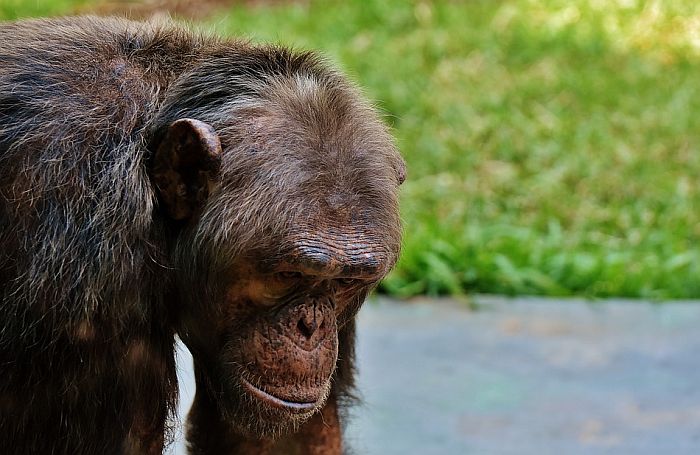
[{"x1": 150, "y1": 47, "x2": 404, "y2": 437}]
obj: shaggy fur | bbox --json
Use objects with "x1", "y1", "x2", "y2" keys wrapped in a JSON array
[{"x1": 0, "y1": 16, "x2": 404, "y2": 455}]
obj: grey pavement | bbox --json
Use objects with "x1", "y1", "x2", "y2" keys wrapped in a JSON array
[{"x1": 170, "y1": 297, "x2": 700, "y2": 454}]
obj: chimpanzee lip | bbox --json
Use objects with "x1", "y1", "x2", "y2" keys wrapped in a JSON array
[{"x1": 242, "y1": 378, "x2": 318, "y2": 412}]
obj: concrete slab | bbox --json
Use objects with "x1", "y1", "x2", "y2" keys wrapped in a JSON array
[{"x1": 170, "y1": 297, "x2": 700, "y2": 454}]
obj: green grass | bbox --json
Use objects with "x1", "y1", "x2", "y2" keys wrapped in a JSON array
[
  {"x1": 3, "y1": 0, "x2": 700, "y2": 299},
  {"x1": 0, "y1": 0, "x2": 89, "y2": 19}
]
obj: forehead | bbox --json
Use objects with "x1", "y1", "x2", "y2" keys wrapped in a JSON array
[
  {"x1": 208, "y1": 72, "x2": 402, "y2": 262},
  {"x1": 221, "y1": 78, "x2": 398, "y2": 196},
  {"x1": 263, "y1": 74, "x2": 395, "y2": 153}
]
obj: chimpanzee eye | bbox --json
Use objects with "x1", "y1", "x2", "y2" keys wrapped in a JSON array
[
  {"x1": 262, "y1": 272, "x2": 302, "y2": 300},
  {"x1": 276, "y1": 271, "x2": 302, "y2": 281},
  {"x1": 336, "y1": 278, "x2": 359, "y2": 287}
]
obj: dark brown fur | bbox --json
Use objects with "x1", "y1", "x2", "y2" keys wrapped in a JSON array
[{"x1": 0, "y1": 16, "x2": 404, "y2": 454}]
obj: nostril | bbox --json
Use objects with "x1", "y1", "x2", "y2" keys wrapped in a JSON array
[{"x1": 297, "y1": 317, "x2": 318, "y2": 340}]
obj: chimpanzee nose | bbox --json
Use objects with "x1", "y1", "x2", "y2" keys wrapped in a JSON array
[
  {"x1": 289, "y1": 299, "x2": 333, "y2": 351},
  {"x1": 297, "y1": 310, "x2": 322, "y2": 340}
]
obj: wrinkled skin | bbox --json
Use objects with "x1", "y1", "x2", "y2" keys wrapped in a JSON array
[{"x1": 179, "y1": 225, "x2": 400, "y2": 453}]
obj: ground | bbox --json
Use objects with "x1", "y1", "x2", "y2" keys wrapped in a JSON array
[{"x1": 171, "y1": 297, "x2": 700, "y2": 454}]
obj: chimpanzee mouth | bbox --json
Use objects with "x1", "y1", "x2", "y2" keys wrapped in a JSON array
[{"x1": 241, "y1": 378, "x2": 319, "y2": 413}]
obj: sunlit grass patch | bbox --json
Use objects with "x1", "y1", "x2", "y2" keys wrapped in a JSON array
[{"x1": 0, "y1": 0, "x2": 88, "y2": 19}]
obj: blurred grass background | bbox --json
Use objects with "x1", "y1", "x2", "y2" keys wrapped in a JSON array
[{"x1": 2, "y1": 0, "x2": 700, "y2": 299}]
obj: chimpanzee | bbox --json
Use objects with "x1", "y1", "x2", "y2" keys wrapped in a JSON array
[{"x1": 0, "y1": 16, "x2": 404, "y2": 455}]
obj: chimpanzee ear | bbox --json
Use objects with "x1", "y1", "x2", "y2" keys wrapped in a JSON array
[{"x1": 151, "y1": 118, "x2": 222, "y2": 220}]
